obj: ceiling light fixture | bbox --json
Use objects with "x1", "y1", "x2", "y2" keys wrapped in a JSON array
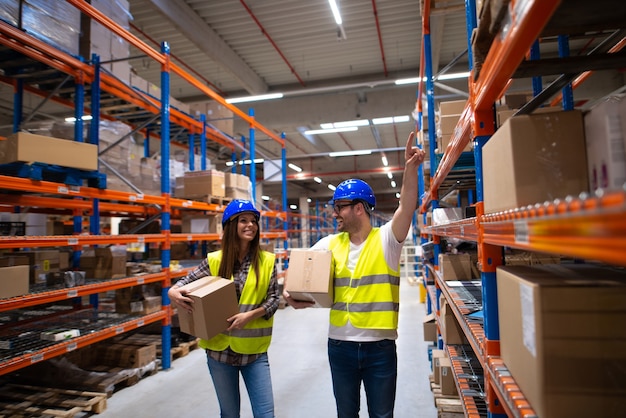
[
  {"x1": 387, "y1": 172, "x2": 393, "y2": 179},
  {"x1": 372, "y1": 115, "x2": 410, "y2": 125},
  {"x1": 328, "y1": 184, "x2": 336, "y2": 191},
  {"x1": 304, "y1": 127, "x2": 358, "y2": 135},
  {"x1": 328, "y1": 0, "x2": 342, "y2": 24},
  {"x1": 314, "y1": 177, "x2": 322, "y2": 183},
  {"x1": 225, "y1": 93, "x2": 284, "y2": 104},
  {"x1": 381, "y1": 155, "x2": 389, "y2": 167},
  {"x1": 394, "y1": 72, "x2": 470, "y2": 85},
  {"x1": 288, "y1": 163, "x2": 302, "y2": 172},
  {"x1": 225, "y1": 158, "x2": 264, "y2": 166},
  {"x1": 262, "y1": 195, "x2": 270, "y2": 201},
  {"x1": 290, "y1": 204, "x2": 298, "y2": 210},
  {"x1": 391, "y1": 180, "x2": 397, "y2": 188},
  {"x1": 65, "y1": 115, "x2": 93, "y2": 122},
  {"x1": 329, "y1": 150, "x2": 372, "y2": 158}
]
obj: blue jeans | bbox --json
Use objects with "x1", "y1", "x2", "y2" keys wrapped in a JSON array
[
  {"x1": 328, "y1": 339, "x2": 397, "y2": 418},
  {"x1": 206, "y1": 352, "x2": 275, "y2": 418}
]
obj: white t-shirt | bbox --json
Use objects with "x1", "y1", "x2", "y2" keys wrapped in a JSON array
[{"x1": 311, "y1": 222, "x2": 405, "y2": 342}]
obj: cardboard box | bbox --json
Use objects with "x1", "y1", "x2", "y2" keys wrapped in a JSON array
[
  {"x1": 439, "y1": 99, "x2": 467, "y2": 116},
  {"x1": 183, "y1": 170, "x2": 225, "y2": 198},
  {"x1": 40, "y1": 329, "x2": 80, "y2": 341},
  {"x1": 483, "y1": 110, "x2": 588, "y2": 213},
  {"x1": 80, "y1": 247, "x2": 126, "y2": 279},
  {"x1": 285, "y1": 249, "x2": 334, "y2": 308},
  {"x1": 181, "y1": 214, "x2": 222, "y2": 235},
  {"x1": 96, "y1": 341, "x2": 157, "y2": 368},
  {"x1": 440, "y1": 298, "x2": 468, "y2": 345},
  {"x1": 438, "y1": 253, "x2": 472, "y2": 280},
  {"x1": 431, "y1": 349, "x2": 447, "y2": 384},
  {"x1": 16, "y1": 249, "x2": 61, "y2": 284},
  {"x1": 176, "y1": 276, "x2": 239, "y2": 341},
  {"x1": 0, "y1": 132, "x2": 98, "y2": 171},
  {"x1": 0, "y1": 265, "x2": 29, "y2": 298},
  {"x1": 497, "y1": 264, "x2": 626, "y2": 418},
  {"x1": 584, "y1": 94, "x2": 626, "y2": 192},
  {"x1": 423, "y1": 313, "x2": 437, "y2": 342},
  {"x1": 438, "y1": 357, "x2": 458, "y2": 396}
]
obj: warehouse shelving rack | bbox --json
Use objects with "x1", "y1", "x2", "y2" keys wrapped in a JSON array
[
  {"x1": 418, "y1": 1, "x2": 626, "y2": 417},
  {"x1": 0, "y1": 1, "x2": 288, "y2": 377}
]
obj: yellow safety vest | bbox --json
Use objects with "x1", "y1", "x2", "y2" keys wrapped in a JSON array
[
  {"x1": 199, "y1": 250, "x2": 275, "y2": 354},
  {"x1": 329, "y1": 228, "x2": 400, "y2": 329}
]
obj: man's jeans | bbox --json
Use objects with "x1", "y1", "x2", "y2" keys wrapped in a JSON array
[
  {"x1": 207, "y1": 353, "x2": 275, "y2": 418},
  {"x1": 328, "y1": 338, "x2": 397, "y2": 418}
]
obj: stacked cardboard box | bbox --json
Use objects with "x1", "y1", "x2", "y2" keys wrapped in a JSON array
[
  {"x1": 80, "y1": 247, "x2": 126, "y2": 280},
  {"x1": 181, "y1": 170, "x2": 226, "y2": 199},
  {"x1": 436, "y1": 100, "x2": 471, "y2": 153},
  {"x1": 482, "y1": 110, "x2": 588, "y2": 213},
  {"x1": 497, "y1": 264, "x2": 626, "y2": 418},
  {"x1": 225, "y1": 172, "x2": 252, "y2": 200}
]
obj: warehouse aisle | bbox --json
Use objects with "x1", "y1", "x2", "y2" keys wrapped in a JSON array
[{"x1": 95, "y1": 277, "x2": 437, "y2": 417}]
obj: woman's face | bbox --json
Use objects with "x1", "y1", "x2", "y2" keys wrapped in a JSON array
[{"x1": 236, "y1": 212, "x2": 259, "y2": 243}]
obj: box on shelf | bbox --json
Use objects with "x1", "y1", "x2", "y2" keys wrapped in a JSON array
[
  {"x1": 176, "y1": 276, "x2": 239, "y2": 341},
  {"x1": 431, "y1": 349, "x2": 447, "y2": 385},
  {"x1": 0, "y1": 265, "x2": 29, "y2": 298},
  {"x1": 15, "y1": 249, "x2": 61, "y2": 284},
  {"x1": 497, "y1": 264, "x2": 626, "y2": 418},
  {"x1": 80, "y1": 247, "x2": 126, "y2": 280},
  {"x1": 0, "y1": 132, "x2": 98, "y2": 171},
  {"x1": 440, "y1": 298, "x2": 468, "y2": 345},
  {"x1": 584, "y1": 93, "x2": 626, "y2": 192},
  {"x1": 422, "y1": 313, "x2": 437, "y2": 342},
  {"x1": 40, "y1": 329, "x2": 80, "y2": 342},
  {"x1": 95, "y1": 341, "x2": 157, "y2": 369},
  {"x1": 182, "y1": 170, "x2": 225, "y2": 198},
  {"x1": 438, "y1": 357, "x2": 458, "y2": 396},
  {"x1": 439, "y1": 99, "x2": 467, "y2": 116},
  {"x1": 483, "y1": 110, "x2": 588, "y2": 214},
  {"x1": 285, "y1": 249, "x2": 334, "y2": 308},
  {"x1": 181, "y1": 214, "x2": 222, "y2": 235},
  {"x1": 438, "y1": 253, "x2": 472, "y2": 281}
]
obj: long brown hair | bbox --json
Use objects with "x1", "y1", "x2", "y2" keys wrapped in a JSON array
[{"x1": 218, "y1": 213, "x2": 261, "y2": 288}]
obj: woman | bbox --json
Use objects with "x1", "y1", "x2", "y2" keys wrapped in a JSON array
[{"x1": 168, "y1": 199, "x2": 279, "y2": 418}]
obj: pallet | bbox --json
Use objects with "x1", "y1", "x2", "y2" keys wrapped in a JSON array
[
  {"x1": 0, "y1": 162, "x2": 107, "y2": 188},
  {"x1": 0, "y1": 383, "x2": 107, "y2": 417},
  {"x1": 119, "y1": 333, "x2": 200, "y2": 360},
  {"x1": 84, "y1": 361, "x2": 159, "y2": 396}
]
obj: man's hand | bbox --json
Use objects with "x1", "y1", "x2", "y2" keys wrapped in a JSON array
[
  {"x1": 282, "y1": 289, "x2": 315, "y2": 309},
  {"x1": 405, "y1": 131, "x2": 426, "y2": 169}
]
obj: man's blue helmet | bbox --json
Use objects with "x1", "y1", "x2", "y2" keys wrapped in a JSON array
[
  {"x1": 222, "y1": 199, "x2": 260, "y2": 226},
  {"x1": 331, "y1": 178, "x2": 376, "y2": 208}
]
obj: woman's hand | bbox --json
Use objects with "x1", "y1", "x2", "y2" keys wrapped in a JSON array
[
  {"x1": 168, "y1": 286, "x2": 193, "y2": 314},
  {"x1": 227, "y1": 311, "x2": 254, "y2": 330}
]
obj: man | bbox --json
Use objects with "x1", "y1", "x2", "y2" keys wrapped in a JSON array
[{"x1": 283, "y1": 131, "x2": 425, "y2": 418}]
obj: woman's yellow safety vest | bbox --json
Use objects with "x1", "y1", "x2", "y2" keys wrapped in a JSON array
[
  {"x1": 329, "y1": 228, "x2": 400, "y2": 329},
  {"x1": 199, "y1": 250, "x2": 275, "y2": 354}
]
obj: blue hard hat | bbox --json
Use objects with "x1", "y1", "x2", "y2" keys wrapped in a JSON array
[
  {"x1": 222, "y1": 199, "x2": 260, "y2": 226},
  {"x1": 331, "y1": 178, "x2": 376, "y2": 208}
]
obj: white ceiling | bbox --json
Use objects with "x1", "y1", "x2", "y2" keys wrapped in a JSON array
[{"x1": 124, "y1": 0, "x2": 471, "y2": 213}]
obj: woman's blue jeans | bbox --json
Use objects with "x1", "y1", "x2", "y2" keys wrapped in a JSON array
[
  {"x1": 206, "y1": 352, "x2": 275, "y2": 418},
  {"x1": 328, "y1": 338, "x2": 397, "y2": 418}
]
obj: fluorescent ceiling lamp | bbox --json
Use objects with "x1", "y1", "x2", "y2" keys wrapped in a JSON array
[
  {"x1": 329, "y1": 149, "x2": 372, "y2": 158},
  {"x1": 262, "y1": 195, "x2": 270, "y2": 201},
  {"x1": 288, "y1": 163, "x2": 302, "y2": 172},
  {"x1": 225, "y1": 93, "x2": 283, "y2": 104},
  {"x1": 328, "y1": 184, "x2": 336, "y2": 191},
  {"x1": 304, "y1": 127, "x2": 358, "y2": 135},
  {"x1": 314, "y1": 177, "x2": 322, "y2": 183},
  {"x1": 394, "y1": 72, "x2": 470, "y2": 85},
  {"x1": 438, "y1": 71, "x2": 470, "y2": 81},
  {"x1": 65, "y1": 115, "x2": 93, "y2": 122},
  {"x1": 328, "y1": 0, "x2": 342, "y2": 24},
  {"x1": 320, "y1": 119, "x2": 369, "y2": 129},
  {"x1": 395, "y1": 192, "x2": 401, "y2": 198},
  {"x1": 382, "y1": 155, "x2": 388, "y2": 167},
  {"x1": 387, "y1": 172, "x2": 393, "y2": 179},
  {"x1": 225, "y1": 158, "x2": 264, "y2": 166},
  {"x1": 307, "y1": 198, "x2": 312, "y2": 203},
  {"x1": 290, "y1": 204, "x2": 298, "y2": 210},
  {"x1": 372, "y1": 115, "x2": 410, "y2": 125},
  {"x1": 391, "y1": 180, "x2": 397, "y2": 188}
]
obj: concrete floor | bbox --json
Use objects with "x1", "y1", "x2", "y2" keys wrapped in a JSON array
[{"x1": 95, "y1": 276, "x2": 437, "y2": 417}]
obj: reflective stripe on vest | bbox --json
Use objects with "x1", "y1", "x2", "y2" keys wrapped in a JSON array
[
  {"x1": 329, "y1": 229, "x2": 400, "y2": 330},
  {"x1": 199, "y1": 250, "x2": 275, "y2": 354}
]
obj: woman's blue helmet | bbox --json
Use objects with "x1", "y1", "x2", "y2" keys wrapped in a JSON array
[
  {"x1": 331, "y1": 178, "x2": 376, "y2": 209},
  {"x1": 222, "y1": 199, "x2": 260, "y2": 226}
]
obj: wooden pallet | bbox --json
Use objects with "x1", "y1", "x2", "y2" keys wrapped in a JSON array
[
  {"x1": 0, "y1": 383, "x2": 107, "y2": 417},
  {"x1": 84, "y1": 361, "x2": 159, "y2": 396}
]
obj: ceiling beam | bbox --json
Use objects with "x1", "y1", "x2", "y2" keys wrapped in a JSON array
[{"x1": 148, "y1": 0, "x2": 268, "y2": 94}]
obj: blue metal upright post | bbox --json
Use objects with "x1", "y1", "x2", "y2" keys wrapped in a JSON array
[
  {"x1": 558, "y1": 35, "x2": 574, "y2": 111},
  {"x1": 200, "y1": 114, "x2": 207, "y2": 170},
  {"x1": 160, "y1": 42, "x2": 172, "y2": 370}
]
